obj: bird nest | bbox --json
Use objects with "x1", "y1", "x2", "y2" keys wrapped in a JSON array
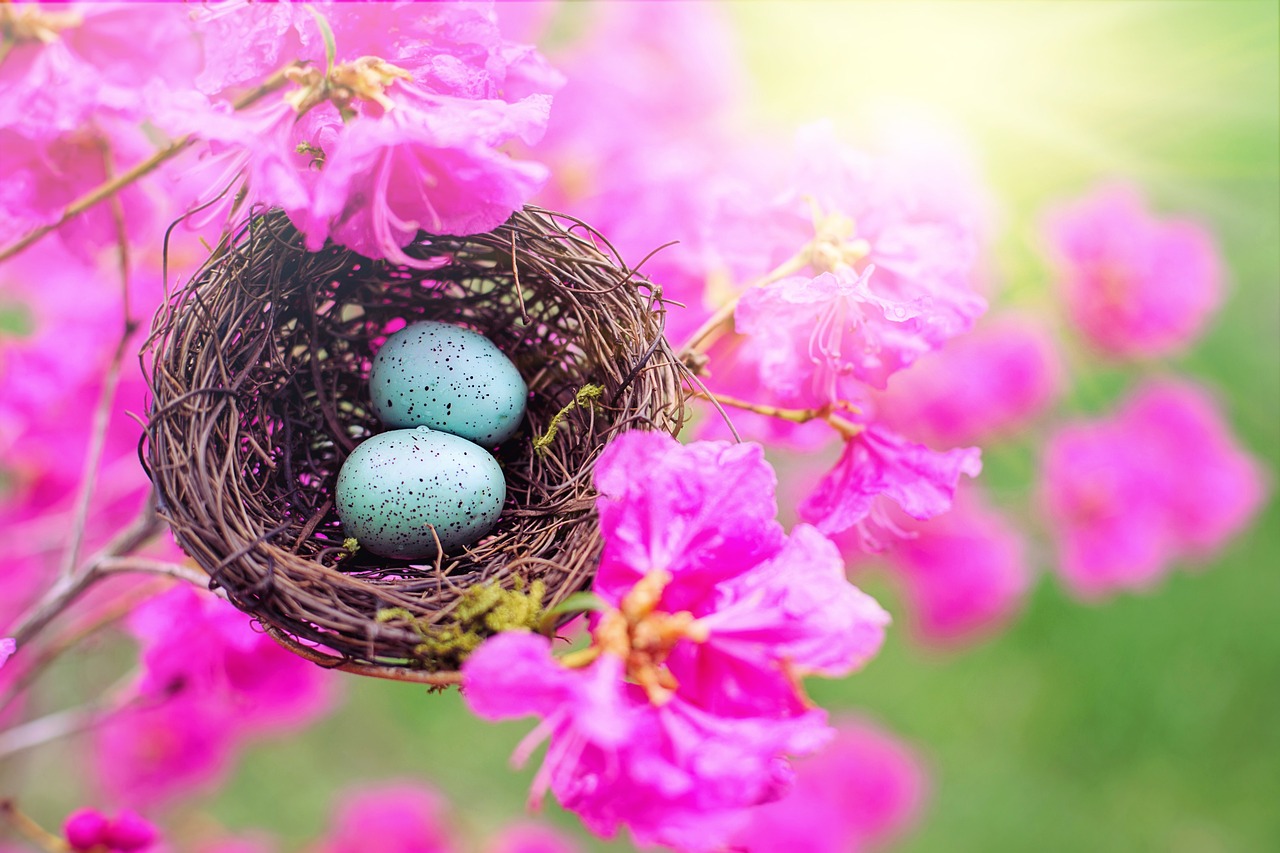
[{"x1": 142, "y1": 207, "x2": 689, "y2": 683}]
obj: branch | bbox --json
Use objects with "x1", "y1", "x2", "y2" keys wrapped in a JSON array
[{"x1": 0, "y1": 64, "x2": 297, "y2": 264}]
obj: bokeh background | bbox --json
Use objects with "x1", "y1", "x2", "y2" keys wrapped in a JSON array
[{"x1": 7, "y1": 2, "x2": 1278, "y2": 851}]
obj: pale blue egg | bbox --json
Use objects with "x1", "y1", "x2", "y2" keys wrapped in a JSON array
[
  {"x1": 369, "y1": 321, "x2": 528, "y2": 446},
  {"x1": 335, "y1": 427, "x2": 506, "y2": 560}
]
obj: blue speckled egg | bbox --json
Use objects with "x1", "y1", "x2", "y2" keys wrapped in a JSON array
[
  {"x1": 369, "y1": 321, "x2": 528, "y2": 446},
  {"x1": 335, "y1": 427, "x2": 506, "y2": 560}
]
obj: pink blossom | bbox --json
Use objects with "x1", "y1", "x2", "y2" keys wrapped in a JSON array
[
  {"x1": 314, "y1": 784, "x2": 457, "y2": 853},
  {"x1": 731, "y1": 718, "x2": 928, "y2": 853},
  {"x1": 64, "y1": 808, "x2": 159, "y2": 852},
  {"x1": 94, "y1": 586, "x2": 339, "y2": 806},
  {"x1": 94, "y1": 696, "x2": 236, "y2": 809},
  {"x1": 0, "y1": 638, "x2": 13, "y2": 670},
  {"x1": 128, "y1": 586, "x2": 337, "y2": 734},
  {"x1": 736, "y1": 267, "x2": 935, "y2": 402},
  {"x1": 1042, "y1": 378, "x2": 1266, "y2": 598},
  {"x1": 168, "y1": 1, "x2": 558, "y2": 260},
  {"x1": 800, "y1": 426, "x2": 982, "y2": 552},
  {"x1": 466, "y1": 432, "x2": 889, "y2": 851},
  {"x1": 592, "y1": 431, "x2": 784, "y2": 610},
  {"x1": 0, "y1": 2, "x2": 198, "y2": 140},
  {"x1": 1045, "y1": 183, "x2": 1222, "y2": 358},
  {"x1": 484, "y1": 823, "x2": 580, "y2": 853},
  {"x1": 874, "y1": 312, "x2": 1066, "y2": 446},
  {"x1": 880, "y1": 486, "x2": 1031, "y2": 645},
  {"x1": 300, "y1": 92, "x2": 550, "y2": 262}
]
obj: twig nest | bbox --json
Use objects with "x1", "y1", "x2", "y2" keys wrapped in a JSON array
[{"x1": 143, "y1": 207, "x2": 688, "y2": 678}]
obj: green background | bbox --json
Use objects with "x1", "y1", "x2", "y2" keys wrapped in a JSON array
[{"x1": 5, "y1": 3, "x2": 1278, "y2": 851}]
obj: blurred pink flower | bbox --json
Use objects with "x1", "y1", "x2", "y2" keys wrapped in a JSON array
[
  {"x1": 0, "y1": 638, "x2": 14, "y2": 670},
  {"x1": 880, "y1": 486, "x2": 1031, "y2": 645},
  {"x1": 64, "y1": 807, "x2": 160, "y2": 852},
  {"x1": 484, "y1": 823, "x2": 580, "y2": 853},
  {"x1": 874, "y1": 312, "x2": 1066, "y2": 446},
  {"x1": 94, "y1": 586, "x2": 339, "y2": 806},
  {"x1": 466, "y1": 432, "x2": 889, "y2": 851},
  {"x1": 800, "y1": 426, "x2": 981, "y2": 552},
  {"x1": 1045, "y1": 183, "x2": 1222, "y2": 358},
  {"x1": 731, "y1": 718, "x2": 928, "y2": 853},
  {"x1": 95, "y1": 694, "x2": 236, "y2": 809},
  {"x1": 1042, "y1": 378, "x2": 1266, "y2": 598},
  {"x1": 314, "y1": 784, "x2": 457, "y2": 853}
]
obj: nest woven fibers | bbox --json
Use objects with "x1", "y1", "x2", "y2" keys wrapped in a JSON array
[{"x1": 143, "y1": 207, "x2": 690, "y2": 682}]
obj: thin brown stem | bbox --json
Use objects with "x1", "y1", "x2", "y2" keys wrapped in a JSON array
[
  {"x1": 9, "y1": 497, "x2": 163, "y2": 650},
  {"x1": 678, "y1": 250, "x2": 812, "y2": 359},
  {"x1": 0, "y1": 799, "x2": 68, "y2": 853},
  {"x1": 693, "y1": 391, "x2": 832, "y2": 424},
  {"x1": 96, "y1": 557, "x2": 209, "y2": 589},
  {"x1": 0, "y1": 580, "x2": 169, "y2": 715},
  {"x1": 0, "y1": 65, "x2": 296, "y2": 264}
]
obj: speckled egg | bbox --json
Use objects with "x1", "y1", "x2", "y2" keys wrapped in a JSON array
[
  {"x1": 369, "y1": 321, "x2": 528, "y2": 446},
  {"x1": 335, "y1": 427, "x2": 506, "y2": 560}
]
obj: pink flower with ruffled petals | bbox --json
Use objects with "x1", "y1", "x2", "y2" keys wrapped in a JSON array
[
  {"x1": 167, "y1": 1, "x2": 557, "y2": 260},
  {"x1": 1045, "y1": 183, "x2": 1222, "y2": 358},
  {"x1": 315, "y1": 784, "x2": 457, "y2": 853},
  {"x1": 736, "y1": 267, "x2": 935, "y2": 402},
  {"x1": 1042, "y1": 378, "x2": 1266, "y2": 599},
  {"x1": 875, "y1": 312, "x2": 1066, "y2": 446},
  {"x1": 465, "y1": 432, "x2": 889, "y2": 851},
  {"x1": 800, "y1": 425, "x2": 982, "y2": 552},
  {"x1": 591, "y1": 432, "x2": 785, "y2": 610},
  {"x1": 881, "y1": 486, "x2": 1031, "y2": 645},
  {"x1": 732, "y1": 718, "x2": 928, "y2": 853},
  {"x1": 0, "y1": 3, "x2": 198, "y2": 140},
  {"x1": 301, "y1": 92, "x2": 550, "y2": 263}
]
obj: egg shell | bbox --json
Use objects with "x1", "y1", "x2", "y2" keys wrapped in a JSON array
[
  {"x1": 335, "y1": 427, "x2": 506, "y2": 560},
  {"x1": 369, "y1": 321, "x2": 528, "y2": 446}
]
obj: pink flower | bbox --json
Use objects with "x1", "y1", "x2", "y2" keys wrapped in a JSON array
[
  {"x1": 128, "y1": 586, "x2": 338, "y2": 734},
  {"x1": 465, "y1": 432, "x2": 889, "y2": 850},
  {"x1": 64, "y1": 808, "x2": 159, "y2": 852},
  {"x1": 731, "y1": 718, "x2": 928, "y2": 853},
  {"x1": 800, "y1": 426, "x2": 982, "y2": 552},
  {"x1": 0, "y1": 3, "x2": 198, "y2": 140},
  {"x1": 1042, "y1": 378, "x2": 1266, "y2": 599},
  {"x1": 168, "y1": 1, "x2": 558, "y2": 260},
  {"x1": 314, "y1": 784, "x2": 457, "y2": 853},
  {"x1": 879, "y1": 486, "x2": 1031, "y2": 645},
  {"x1": 484, "y1": 823, "x2": 580, "y2": 853},
  {"x1": 736, "y1": 267, "x2": 935, "y2": 402},
  {"x1": 0, "y1": 638, "x2": 13, "y2": 670},
  {"x1": 591, "y1": 432, "x2": 784, "y2": 610},
  {"x1": 300, "y1": 92, "x2": 550, "y2": 262},
  {"x1": 874, "y1": 312, "x2": 1066, "y2": 446},
  {"x1": 94, "y1": 586, "x2": 339, "y2": 806},
  {"x1": 1045, "y1": 183, "x2": 1222, "y2": 358}
]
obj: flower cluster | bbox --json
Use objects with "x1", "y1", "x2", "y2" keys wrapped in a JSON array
[
  {"x1": 1044, "y1": 183, "x2": 1222, "y2": 359},
  {"x1": 730, "y1": 718, "x2": 928, "y2": 852},
  {"x1": 93, "y1": 586, "x2": 339, "y2": 806},
  {"x1": 464, "y1": 431, "x2": 889, "y2": 851},
  {"x1": 1042, "y1": 379, "x2": 1266, "y2": 599},
  {"x1": 165, "y1": 2, "x2": 558, "y2": 263}
]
